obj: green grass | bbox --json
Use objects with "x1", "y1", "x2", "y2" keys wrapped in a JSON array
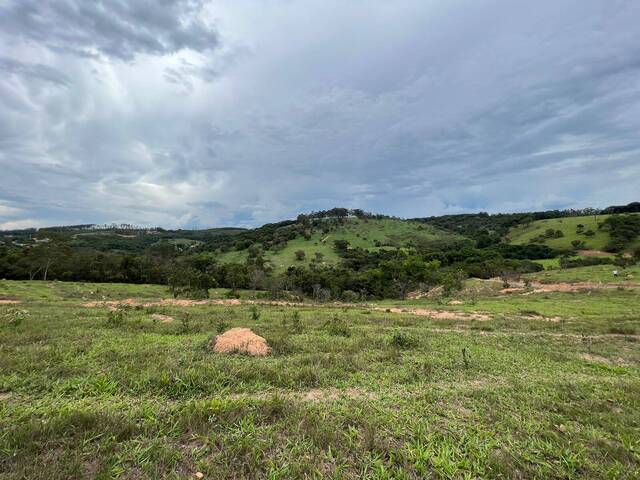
[
  {"x1": 507, "y1": 214, "x2": 640, "y2": 251},
  {"x1": 218, "y1": 218, "x2": 460, "y2": 272},
  {"x1": 525, "y1": 264, "x2": 640, "y2": 284},
  {"x1": 1, "y1": 280, "x2": 639, "y2": 478}
]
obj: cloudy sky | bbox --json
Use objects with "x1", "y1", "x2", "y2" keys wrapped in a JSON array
[{"x1": 1, "y1": 0, "x2": 639, "y2": 229}]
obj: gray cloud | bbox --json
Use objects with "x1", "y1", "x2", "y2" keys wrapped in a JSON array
[
  {"x1": 1, "y1": 0, "x2": 640, "y2": 229},
  {"x1": 0, "y1": 0, "x2": 219, "y2": 60}
]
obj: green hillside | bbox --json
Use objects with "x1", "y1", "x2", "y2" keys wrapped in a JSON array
[
  {"x1": 507, "y1": 214, "x2": 639, "y2": 251},
  {"x1": 217, "y1": 217, "x2": 462, "y2": 272}
]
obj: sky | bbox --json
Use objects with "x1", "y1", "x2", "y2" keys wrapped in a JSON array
[{"x1": 1, "y1": 0, "x2": 639, "y2": 230}]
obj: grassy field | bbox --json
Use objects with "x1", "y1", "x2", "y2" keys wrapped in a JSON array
[
  {"x1": 218, "y1": 218, "x2": 459, "y2": 272},
  {"x1": 525, "y1": 264, "x2": 640, "y2": 284},
  {"x1": 507, "y1": 214, "x2": 620, "y2": 251},
  {"x1": 1, "y1": 279, "x2": 639, "y2": 479}
]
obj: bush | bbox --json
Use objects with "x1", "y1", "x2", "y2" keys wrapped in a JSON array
[
  {"x1": 390, "y1": 331, "x2": 418, "y2": 349},
  {"x1": 341, "y1": 290, "x2": 359, "y2": 302},
  {"x1": 291, "y1": 311, "x2": 303, "y2": 334},
  {"x1": 250, "y1": 304, "x2": 261, "y2": 321},
  {"x1": 324, "y1": 315, "x2": 351, "y2": 337},
  {"x1": 106, "y1": 309, "x2": 126, "y2": 328}
]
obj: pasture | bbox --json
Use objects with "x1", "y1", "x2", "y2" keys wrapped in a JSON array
[{"x1": 1, "y1": 279, "x2": 639, "y2": 479}]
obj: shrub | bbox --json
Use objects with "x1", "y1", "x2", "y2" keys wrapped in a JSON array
[
  {"x1": 250, "y1": 304, "x2": 261, "y2": 321},
  {"x1": 106, "y1": 309, "x2": 126, "y2": 328},
  {"x1": 291, "y1": 311, "x2": 303, "y2": 334},
  {"x1": 390, "y1": 331, "x2": 418, "y2": 349},
  {"x1": 324, "y1": 315, "x2": 351, "y2": 337},
  {"x1": 341, "y1": 290, "x2": 359, "y2": 302}
]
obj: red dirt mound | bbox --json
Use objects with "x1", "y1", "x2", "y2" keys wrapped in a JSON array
[{"x1": 211, "y1": 328, "x2": 270, "y2": 356}]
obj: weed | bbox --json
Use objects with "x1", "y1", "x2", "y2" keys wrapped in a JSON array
[
  {"x1": 215, "y1": 318, "x2": 230, "y2": 334},
  {"x1": 291, "y1": 311, "x2": 303, "y2": 334},
  {"x1": 106, "y1": 308, "x2": 126, "y2": 328},
  {"x1": 2, "y1": 308, "x2": 29, "y2": 327},
  {"x1": 462, "y1": 347, "x2": 470, "y2": 368},
  {"x1": 250, "y1": 304, "x2": 261, "y2": 322},
  {"x1": 178, "y1": 313, "x2": 196, "y2": 334},
  {"x1": 390, "y1": 331, "x2": 418, "y2": 349},
  {"x1": 324, "y1": 314, "x2": 351, "y2": 337}
]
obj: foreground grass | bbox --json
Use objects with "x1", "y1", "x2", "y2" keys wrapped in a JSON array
[{"x1": 1, "y1": 280, "x2": 639, "y2": 479}]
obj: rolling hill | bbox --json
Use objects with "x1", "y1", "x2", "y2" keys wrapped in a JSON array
[
  {"x1": 216, "y1": 217, "x2": 464, "y2": 272},
  {"x1": 507, "y1": 213, "x2": 640, "y2": 252}
]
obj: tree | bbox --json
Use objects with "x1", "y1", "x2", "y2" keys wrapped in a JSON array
[
  {"x1": 248, "y1": 269, "x2": 266, "y2": 290},
  {"x1": 168, "y1": 266, "x2": 215, "y2": 299},
  {"x1": 294, "y1": 250, "x2": 306, "y2": 261}
]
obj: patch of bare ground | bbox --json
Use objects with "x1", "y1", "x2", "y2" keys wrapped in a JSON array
[
  {"x1": 375, "y1": 307, "x2": 491, "y2": 321},
  {"x1": 519, "y1": 312, "x2": 562, "y2": 322},
  {"x1": 577, "y1": 249, "x2": 611, "y2": 257},
  {"x1": 150, "y1": 313, "x2": 174, "y2": 323},
  {"x1": 82, "y1": 297, "x2": 492, "y2": 320},
  {"x1": 428, "y1": 326, "x2": 640, "y2": 341},
  {"x1": 210, "y1": 328, "x2": 270, "y2": 356},
  {"x1": 0, "y1": 392, "x2": 12, "y2": 401},
  {"x1": 226, "y1": 388, "x2": 376, "y2": 403},
  {"x1": 578, "y1": 353, "x2": 631, "y2": 366},
  {"x1": 0, "y1": 299, "x2": 20, "y2": 304},
  {"x1": 501, "y1": 281, "x2": 640, "y2": 295},
  {"x1": 302, "y1": 387, "x2": 375, "y2": 402}
]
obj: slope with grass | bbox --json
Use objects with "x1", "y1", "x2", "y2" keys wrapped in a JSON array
[
  {"x1": 507, "y1": 213, "x2": 639, "y2": 252},
  {"x1": 217, "y1": 218, "x2": 463, "y2": 272}
]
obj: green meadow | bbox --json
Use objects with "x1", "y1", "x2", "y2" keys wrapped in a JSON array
[{"x1": 1, "y1": 279, "x2": 639, "y2": 479}]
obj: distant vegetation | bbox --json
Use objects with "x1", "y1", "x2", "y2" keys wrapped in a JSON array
[{"x1": 1, "y1": 203, "x2": 639, "y2": 300}]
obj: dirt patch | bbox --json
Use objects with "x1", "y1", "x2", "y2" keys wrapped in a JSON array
[
  {"x1": 501, "y1": 281, "x2": 640, "y2": 295},
  {"x1": 448, "y1": 300, "x2": 464, "y2": 305},
  {"x1": 577, "y1": 249, "x2": 611, "y2": 257},
  {"x1": 0, "y1": 392, "x2": 12, "y2": 401},
  {"x1": 151, "y1": 314, "x2": 174, "y2": 323},
  {"x1": 375, "y1": 307, "x2": 490, "y2": 321},
  {"x1": 302, "y1": 388, "x2": 375, "y2": 402},
  {"x1": 211, "y1": 328, "x2": 269, "y2": 356},
  {"x1": 83, "y1": 297, "x2": 492, "y2": 321},
  {"x1": 0, "y1": 300, "x2": 20, "y2": 305},
  {"x1": 83, "y1": 298, "x2": 242, "y2": 308},
  {"x1": 518, "y1": 312, "x2": 562, "y2": 322},
  {"x1": 578, "y1": 353, "x2": 630, "y2": 366}
]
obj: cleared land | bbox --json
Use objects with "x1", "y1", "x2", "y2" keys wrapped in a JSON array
[
  {"x1": 218, "y1": 218, "x2": 459, "y2": 272},
  {"x1": 1, "y1": 278, "x2": 639, "y2": 479},
  {"x1": 507, "y1": 214, "x2": 639, "y2": 251}
]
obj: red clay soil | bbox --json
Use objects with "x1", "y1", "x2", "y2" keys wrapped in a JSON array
[
  {"x1": 83, "y1": 298, "x2": 242, "y2": 308},
  {"x1": 211, "y1": 328, "x2": 269, "y2": 356},
  {"x1": 83, "y1": 298, "x2": 492, "y2": 320}
]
